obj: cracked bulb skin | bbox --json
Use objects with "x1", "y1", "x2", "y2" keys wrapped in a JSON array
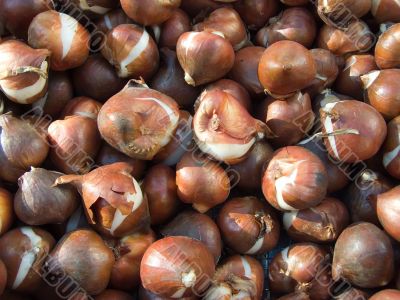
[
  {"x1": 217, "y1": 196, "x2": 280, "y2": 255},
  {"x1": 98, "y1": 81, "x2": 180, "y2": 161},
  {"x1": 262, "y1": 146, "x2": 328, "y2": 211},
  {"x1": 140, "y1": 236, "x2": 215, "y2": 298},
  {"x1": 54, "y1": 162, "x2": 150, "y2": 238}
]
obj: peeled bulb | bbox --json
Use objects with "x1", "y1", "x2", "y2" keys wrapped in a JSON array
[
  {"x1": 193, "y1": 88, "x2": 266, "y2": 164},
  {"x1": 0, "y1": 40, "x2": 49, "y2": 104}
]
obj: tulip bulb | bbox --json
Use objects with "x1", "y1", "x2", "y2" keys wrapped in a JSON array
[
  {"x1": 375, "y1": 23, "x2": 400, "y2": 69},
  {"x1": 55, "y1": 162, "x2": 150, "y2": 238},
  {"x1": 0, "y1": 40, "x2": 50, "y2": 104},
  {"x1": 377, "y1": 186, "x2": 400, "y2": 241},
  {"x1": 371, "y1": 0, "x2": 400, "y2": 23},
  {"x1": 383, "y1": 116, "x2": 400, "y2": 179},
  {"x1": 98, "y1": 80, "x2": 180, "y2": 160},
  {"x1": 0, "y1": 188, "x2": 13, "y2": 237}
]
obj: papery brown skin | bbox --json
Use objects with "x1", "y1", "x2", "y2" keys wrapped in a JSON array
[
  {"x1": 97, "y1": 82, "x2": 180, "y2": 160},
  {"x1": 143, "y1": 164, "x2": 180, "y2": 226},
  {"x1": 256, "y1": 7, "x2": 317, "y2": 48},
  {"x1": 217, "y1": 196, "x2": 280, "y2": 255},
  {"x1": 283, "y1": 197, "x2": 349, "y2": 243},
  {"x1": 204, "y1": 255, "x2": 264, "y2": 300},
  {"x1": 370, "y1": 289, "x2": 400, "y2": 300},
  {"x1": 204, "y1": 79, "x2": 252, "y2": 112},
  {"x1": 176, "y1": 151, "x2": 230, "y2": 213},
  {"x1": 55, "y1": 162, "x2": 150, "y2": 238},
  {"x1": 377, "y1": 186, "x2": 400, "y2": 241},
  {"x1": 383, "y1": 116, "x2": 400, "y2": 178},
  {"x1": 0, "y1": 259, "x2": 6, "y2": 296},
  {"x1": 72, "y1": 54, "x2": 127, "y2": 103},
  {"x1": 67, "y1": 0, "x2": 118, "y2": 17},
  {"x1": 96, "y1": 143, "x2": 146, "y2": 180},
  {"x1": 320, "y1": 100, "x2": 387, "y2": 163},
  {"x1": 138, "y1": 284, "x2": 199, "y2": 300},
  {"x1": 277, "y1": 292, "x2": 310, "y2": 300},
  {"x1": 317, "y1": 21, "x2": 375, "y2": 56},
  {"x1": 0, "y1": 227, "x2": 55, "y2": 293},
  {"x1": 160, "y1": 9, "x2": 191, "y2": 49},
  {"x1": 229, "y1": 46, "x2": 265, "y2": 97},
  {"x1": 95, "y1": 289, "x2": 135, "y2": 300},
  {"x1": 312, "y1": 89, "x2": 351, "y2": 115},
  {"x1": 60, "y1": 96, "x2": 102, "y2": 120},
  {"x1": 121, "y1": 0, "x2": 181, "y2": 25},
  {"x1": 305, "y1": 49, "x2": 339, "y2": 97},
  {"x1": 333, "y1": 287, "x2": 369, "y2": 300},
  {"x1": 14, "y1": 168, "x2": 79, "y2": 225},
  {"x1": 257, "y1": 92, "x2": 315, "y2": 148},
  {"x1": 28, "y1": 10, "x2": 90, "y2": 71},
  {"x1": 161, "y1": 210, "x2": 222, "y2": 263},
  {"x1": 344, "y1": 169, "x2": 393, "y2": 225},
  {"x1": 0, "y1": 0, "x2": 53, "y2": 39},
  {"x1": 150, "y1": 48, "x2": 200, "y2": 109},
  {"x1": 0, "y1": 188, "x2": 13, "y2": 237},
  {"x1": 180, "y1": 0, "x2": 229, "y2": 17},
  {"x1": 140, "y1": 236, "x2": 215, "y2": 298},
  {"x1": 154, "y1": 110, "x2": 193, "y2": 166},
  {"x1": 233, "y1": 0, "x2": 280, "y2": 30},
  {"x1": 107, "y1": 230, "x2": 156, "y2": 291},
  {"x1": 32, "y1": 71, "x2": 74, "y2": 119},
  {"x1": 334, "y1": 54, "x2": 377, "y2": 100},
  {"x1": 101, "y1": 24, "x2": 159, "y2": 80},
  {"x1": 375, "y1": 23, "x2": 400, "y2": 69},
  {"x1": 269, "y1": 243, "x2": 331, "y2": 298},
  {"x1": 0, "y1": 40, "x2": 50, "y2": 104},
  {"x1": 362, "y1": 69, "x2": 400, "y2": 120},
  {"x1": 95, "y1": 9, "x2": 134, "y2": 34},
  {"x1": 193, "y1": 89, "x2": 265, "y2": 164},
  {"x1": 332, "y1": 222, "x2": 394, "y2": 288},
  {"x1": 176, "y1": 31, "x2": 235, "y2": 86},
  {"x1": 262, "y1": 146, "x2": 328, "y2": 211},
  {"x1": 371, "y1": 0, "x2": 400, "y2": 23},
  {"x1": 0, "y1": 114, "x2": 49, "y2": 183},
  {"x1": 46, "y1": 229, "x2": 114, "y2": 295},
  {"x1": 193, "y1": 7, "x2": 249, "y2": 50},
  {"x1": 258, "y1": 40, "x2": 316, "y2": 98},
  {"x1": 299, "y1": 138, "x2": 350, "y2": 194},
  {"x1": 230, "y1": 140, "x2": 274, "y2": 191},
  {"x1": 317, "y1": 0, "x2": 371, "y2": 24},
  {"x1": 48, "y1": 115, "x2": 101, "y2": 175}
]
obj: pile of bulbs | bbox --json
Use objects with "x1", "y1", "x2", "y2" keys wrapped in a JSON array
[{"x1": 0, "y1": 0, "x2": 400, "y2": 299}]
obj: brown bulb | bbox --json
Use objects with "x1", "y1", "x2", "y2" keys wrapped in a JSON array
[
  {"x1": 383, "y1": 115, "x2": 400, "y2": 178},
  {"x1": 371, "y1": 0, "x2": 400, "y2": 23},
  {"x1": 161, "y1": 210, "x2": 222, "y2": 263},
  {"x1": 14, "y1": 168, "x2": 79, "y2": 225},
  {"x1": 121, "y1": 0, "x2": 181, "y2": 25},
  {"x1": 370, "y1": 290, "x2": 400, "y2": 300},
  {"x1": 283, "y1": 197, "x2": 349, "y2": 243},
  {"x1": 257, "y1": 92, "x2": 315, "y2": 147},
  {"x1": 0, "y1": 188, "x2": 13, "y2": 237},
  {"x1": 160, "y1": 9, "x2": 191, "y2": 49},
  {"x1": 47, "y1": 229, "x2": 114, "y2": 295},
  {"x1": 333, "y1": 222, "x2": 394, "y2": 288},
  {"x1": 140, "y1": 236, "x2": 215, "y2": 298},
  {"x1": 98, "y1": 81, "x2": 180, "y2": 160},
  {"x1": 96, "y1": 143, "x2": 146, "y2": 180},
  {"x1": 334, "y1": 54, "x2": 377, "y2": 100},
  {"x1": 28, "y1": 10, "x2": 90, "y2": 71},
  {"x1": 176, "y1": 151, "x2": 230, "y2": 213},
  {"x1": 95, "y1": 290, "x2": 135, "y2": 300},
  {"x1": 204, "y1": 255, "x2": 264, "y2": 300},
  {"x1": 48, "y1": 115, "x2": 101, "y2": 174},
  {"x1": 95, "y1": 9, "x2": 134, "y2": 34},
  {"x1": 107, "y1": 230, "x2": 156, "y2": 291},
  {"x1": 150, "y1": 48, "x2": 200, "y2": 110},
  {"x1": 143, "y1": 164, "x2": 180, "y2": 226},
  {"x1": 277, "y1": 292, "x2": 310, "y2": 300},
  {"x1": 229, "y1": 46, "x2": 265, "y2": 98},
  {"x1": 102, "y1": 24, "x2": 159, "y2": 80},
  {"x1": 233, "y1": 0, "x2": 280, "y2": 30},
  {"x1": 377, "y1": 186, "x2": 400, "y2": 242},
  {"x1": 60, "y1": 96, "x2": 102, "y2": 119},
  {"x1": 217, "y1": 196, "x2": 280, "y2": 255},
  {"x1": 258, "y1": 40, "x2": 316, "y2": 98},
  {"x1": 0, "y1": 40, "x2": 50, "y2": 105},
  {"x1": 138, "y1": 284, "x2": 199, "y2": 300},
  {"x1": 230, "y1": 140, "x2": 274, "y2": 191},
  {"x1": 180, "y1": 0, "x2": 229, "y2": 18},
  {"x1": 177, "y1": 31, "x2": 235, "y2": 86},
  {"x1": 375, "y1": 23, "x2": 400, "y2": 69},
  {"x1": 0, "y1": 114, "x2": 49, "y2": 183},
  {"x1": 280, "y1": 0, "x2": 309, "y2": 5},
  {"x1": 0, "y1": 259, "x2": 5, "y2": 296},
  {"x1": 72, "y1": 54, "x2": 127, "y2": 103},
  {"x1": 262, "y1": 146, "x2": 328, "y2": 211},
  {"x1": 256, "y1": 7, "x2": 317, "y2": 48},
  {"x1": 55, "y1": 163, "x2": 150, "y2": 238},
  {"x1": 66, "y1": 0, "x2": 118, "y2": 17},
  {"x1": 317, "y1": 0, "x2": 371, "y2": 23},
  {"x1": 0, "y1": 227, "x2": 55, "y2": 293},
  {"x1": 332, "y1": 287, "x2": 369, "y2": 300}
]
